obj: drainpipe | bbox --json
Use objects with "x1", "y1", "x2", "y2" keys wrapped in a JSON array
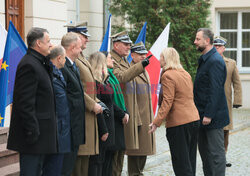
[{"x1": 76, "y1": 0, "x2": 80, "y2": 22}]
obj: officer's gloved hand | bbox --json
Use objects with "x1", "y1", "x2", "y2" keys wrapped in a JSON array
[
  {"x1": 233, "y1": 104, "x2": 242, "y2": 108},
  {"x1": 141, "y1": 55, "x2": 152, "y2": 67}
]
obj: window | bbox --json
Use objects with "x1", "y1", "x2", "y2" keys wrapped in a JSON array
[{"x1": 218, "y1": 11, "x2": 250, "y2": 72}]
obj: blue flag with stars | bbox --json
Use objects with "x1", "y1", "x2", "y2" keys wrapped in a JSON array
[
  {"x1": 128, "y1": 22, "x2": 147, "y2": 63},
  {"x1": 0, "y1": 21, "x2": 27, "y2": 127}
]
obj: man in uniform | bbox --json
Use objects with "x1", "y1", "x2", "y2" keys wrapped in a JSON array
[
  {"x1": 66, "y1": 22, "x2": 103, "y2": 176},
  {"x1": 111, "y1": 31, "x2": 150, "y2": 175},
  {"x1": 127, "y1": 42, "x2": 156, "y2": 175},
  {"x1": 214, "y1": 36, "x2": 242, "y2": 167}
]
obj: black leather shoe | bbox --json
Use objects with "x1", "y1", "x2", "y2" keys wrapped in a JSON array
[{"x1": 226, "y1": 163, "x2": 232, "y2": 167}]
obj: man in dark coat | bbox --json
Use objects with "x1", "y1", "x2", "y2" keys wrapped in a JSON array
[
  {"x1": 194, "y1": 28, "x2": 229, "y2": 176},
  {"x1": 60, "y1": 32, "x2": 86, "y2": 176},
  {"x1": 42, "y1": 45, "x2": 71, "y2": 176},
  {"x1": 65, "y1": 22, "x2": 103, "y2": 176},
  {"x1": 7, "y1": 27, "x2": 56, "y2": 175}
]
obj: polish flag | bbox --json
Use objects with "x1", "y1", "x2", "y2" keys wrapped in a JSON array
[
  {"x1": 146, "y1": 23, "x2": 170, "y2": 115},
  {"x1": 0, "y1": 23, "x2": 7, "y2": 71}
]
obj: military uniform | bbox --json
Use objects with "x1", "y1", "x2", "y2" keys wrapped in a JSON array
[
  {"x1": 214, "y1": 36, "x2": 242, "y2": 167},
  {"x1": 111, "y1": 33, "x2": 150, "y2": 176},
  {"x1": 127, "y1": 42, "x2": 156, "y2": 175}
]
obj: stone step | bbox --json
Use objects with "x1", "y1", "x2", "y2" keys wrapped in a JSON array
[
  {"x1": 0, "y1": 143, "x2": 19, "y2": 168},
  {"x1": 0, "y1": 127, "x2": 9, "y2": 145},
  {"x1": 0, "y1": 163, "x2": 19, "y2": 176}
]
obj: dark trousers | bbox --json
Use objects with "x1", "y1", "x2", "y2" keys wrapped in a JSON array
[
  {"x1": 88, "y1": 159, "x2": 103, "y2": 176},
  {"x1": 102, "y1": 150, "x2": 114, "y2": 176},
  {"x1": 112, "y1": 150, "x2": 125, "y2": 176},
  {"x1": 19, "y1": 153, "x2": 45, "y2": 176},
  {"x1": 127, "y1": 155, "x2": 147, "y2": 176},
  {"x1": 198, "y1": 128, "x2": 226, "y2": 176},
  {"x1": 42, "y1": 154, "x2": 64, "y2": 176},
  {"x1": 224, "y1": 130, "x2": 229, "y2": 153},
  {"x1": 166, "y1": 120, "x2": 199, "y2": 176},
  {"x1": 72, "y1": 155, "x2": 89, "y2": 176},
  {"x1": 61, "y1": 146, "x2": 79, "y2": 176}
]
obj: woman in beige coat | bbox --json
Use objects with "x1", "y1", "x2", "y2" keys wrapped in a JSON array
[{"x1": 149, "y1": 47, "x2": 200, "y2": 176}]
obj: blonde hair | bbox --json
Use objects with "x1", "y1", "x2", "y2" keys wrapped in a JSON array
[
  {"x1": 161, "y1": 47, "x2": 183, "y2": 70},
  {"x1": 88, "y1": 52, "x2": 108, "y2": 82}
]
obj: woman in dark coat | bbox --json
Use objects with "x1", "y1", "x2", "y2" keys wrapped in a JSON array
[{"x1": 88, "y1": 52, "x2": 129, "y2": 176}]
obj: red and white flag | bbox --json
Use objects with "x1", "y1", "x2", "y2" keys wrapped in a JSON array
[
  {"x1": 146, "y1": 23, "x2": 170, "y2": 115},
  {"x1": 0, "y1": 23, "x2": 7, "y2": 71}
]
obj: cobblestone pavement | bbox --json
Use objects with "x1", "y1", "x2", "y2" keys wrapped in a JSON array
[
  {"x1": 142, "y1": 127, "x2": 250, "y2": 176},
  {"x1": 121, "y1": 108, "x2": 250, "y2": 176}
]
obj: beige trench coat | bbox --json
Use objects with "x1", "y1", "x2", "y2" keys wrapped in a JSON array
[
  {"x1": 126, "y1": 61, "x2": 156, "y2": 156},
  {"x1": 111, "y1": 50, "x2": 144, "y2": 150},
  {"x1": 223, "y1": 56, "x2": 242, "y2": 130},
  {"x1": 75, "y1": 54, "x2": 99, "y2": 155}
]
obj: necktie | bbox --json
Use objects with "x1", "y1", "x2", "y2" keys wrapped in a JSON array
[{"x1": 73, "y1": 62, "x2": 80, "y2": 75}]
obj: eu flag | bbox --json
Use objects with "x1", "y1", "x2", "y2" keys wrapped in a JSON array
[
  {"x1": 128, "y1": 22, "x2": 147, "y2": 63},
  {"x1": 0, "y1": 21, "x2": 27, "y2": 127}
]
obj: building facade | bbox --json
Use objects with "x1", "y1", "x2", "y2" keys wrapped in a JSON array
[
  {"x1": 0, "y1": 0, "x2": 108, "y2": 126},
  {"x1": 0, "y1": 0, "x2": 107, "y2": 56},
  {"x1": 210, "y1": 0, "x2": 250, "y2": 108},
  {"x1": 0, "y1": 0, "x2": 250, "y2": 116}
]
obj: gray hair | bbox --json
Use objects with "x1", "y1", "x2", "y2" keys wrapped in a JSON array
[
  {"x1": 197, "y1": 28, "x2": 214, "y2": 45},
  {"x1": 27, "y1": 27, "x2": 48, "y2": 48},
  {"x1": 49, "y1": 45, "x2": 65, "y2": 60},
  {"x1": 61, "y1": 32, "x2": 79, "y2": 49}
]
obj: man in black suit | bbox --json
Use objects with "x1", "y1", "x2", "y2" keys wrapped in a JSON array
[
  {"x1": 7, "y1": 27, "x2": 57, "y2": 175},
  {"x1": 60, "y1": 32, "x2": 86, "y2": 176}
]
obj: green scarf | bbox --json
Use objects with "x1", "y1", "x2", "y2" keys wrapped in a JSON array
[{"x1": 108, "y1": 68, "x2": 126, "y2": 111}]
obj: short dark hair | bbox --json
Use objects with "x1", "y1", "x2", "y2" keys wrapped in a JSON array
[
  {"x1": 197, "y1": 28, "x2": 214, "y2": 45},
  {"x1": 48, "y1": 45, "x2": 65, "y2": 60},
  {"x1": 27, "y1": 27, "x2": 48, "y2": 48}
]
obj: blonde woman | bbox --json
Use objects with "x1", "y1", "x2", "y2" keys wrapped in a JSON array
[
  {"x1": 149, "y1": 47, "x2": 200, "y2": 176},
  {"x1": 88, "y1": 52, "x2": 128, "y2": 176}
]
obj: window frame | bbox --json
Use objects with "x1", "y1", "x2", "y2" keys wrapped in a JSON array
[{"x1": 216, "y1": 10, "x2": 250, "y2": 73}]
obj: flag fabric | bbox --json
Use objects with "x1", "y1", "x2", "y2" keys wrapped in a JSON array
[
  {"x1": 0, "y1": 21, "x2": 27, "y2": 127},
  {"x1": 0, "y1": 23, "x2": 7, "y2": 72},
  {"x1": 100, "y1": 14, "x2": 112, "y2": 52},
  {"x1": 127, "y1": 22, "x2": 147, "y2": 63},
  {"x1": 146, "y1": 23, "x2": 170, "y2": 115}
]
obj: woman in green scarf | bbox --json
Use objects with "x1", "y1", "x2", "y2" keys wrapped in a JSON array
[{"x1": 89, "y1": 51, "x2": 129, "y2": 176}]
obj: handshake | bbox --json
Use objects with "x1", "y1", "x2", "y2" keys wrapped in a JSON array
[{"x1": 141, "y1": 54, "x2": 153, "y2": 67}]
